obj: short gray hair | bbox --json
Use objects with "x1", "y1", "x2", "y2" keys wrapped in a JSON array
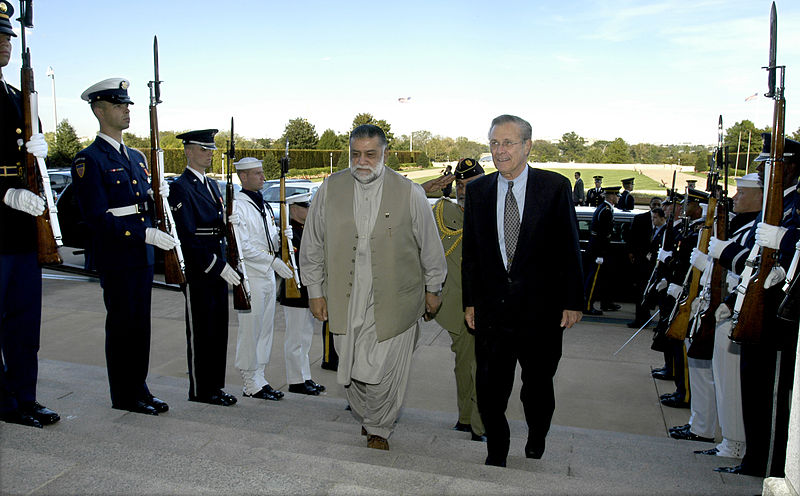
[
  {"x1": 350, "y1": 124, "x2": 387, "y2": 148},
  {"x1": 489, "y1": 114, "x2": 532, "y2": 141}
]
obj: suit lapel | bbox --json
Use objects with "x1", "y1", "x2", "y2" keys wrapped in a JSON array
[
  {"x1": 482, "y1": 173, "x2": 504, "y2": 270},
  {"x1": 510, "y1": 167, "x2": 543, "y2": 273}
]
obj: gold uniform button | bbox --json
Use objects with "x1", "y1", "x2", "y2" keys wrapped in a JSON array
[
  {"x1": 16, "y1": 128, "x2": 22, "y2": 134},
  {"x1": 116, "y1": 180, "x2": 121, "y2": 184},
  {"x1": 141, "y1": 217, "x2": 145, "y2": 222},
  {"x1": 136, "y1": 192, "x2": 140, "y2": 196},
  {"x1": 124, "y1": 231, "x2": 131, "y2": 236},
  {"x1": 132, "y1": 179, "x2": 137, "y2": 184}
]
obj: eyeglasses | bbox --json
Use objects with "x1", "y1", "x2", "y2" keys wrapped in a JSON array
[{"x1": 489, "y1": 140, "x2": 524, "y2": 150}]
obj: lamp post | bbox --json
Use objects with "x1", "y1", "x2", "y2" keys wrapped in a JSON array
[
  {"x1": 329, "y1": 152, "x2": 333, "y2": 174},
  {"x1": 45, "y1": 66, "x2": 57, "y2": 133},
  {"x1": 398, "y1": 96, "x2": 412, "y2": 152}
]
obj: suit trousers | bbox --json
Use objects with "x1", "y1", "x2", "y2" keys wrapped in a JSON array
[
  {"x1": 475, "y1": 325, "x2": 563, "y2": 462},
  {"x1": 0, "y1": 252, "x2": 42, "y2": 412},
  {"x1": 99, "y1": 265, "x2": 153, "y2": 407},
  {"x1": 184, "y1": 273, "x2": 229, "y2": 399}
]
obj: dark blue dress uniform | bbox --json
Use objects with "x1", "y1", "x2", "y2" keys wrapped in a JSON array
[
  {"x1": 71, "y1": 137, "x2": 158, "y2": 409},
  {"x1": 168, "y1": 168, "x2": 230, "y2": 401},
  {"x1": 618, "y1": 190, "x2": 634, "y2": 211},
  {"x1": 0, "y1": 79, "x2": 45, "y2": 423},
  {"x1": 583, "y1": 199, "x2": 615, "y2": 311}
]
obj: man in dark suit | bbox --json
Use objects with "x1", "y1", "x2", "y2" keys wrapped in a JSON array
[
  {"x1": 584, "y1": 186, "x2": 620, "y2": 315},
  {"x1": 462, "y1": 114, "x2": 584, "y2": 467},
  {"x1": 572, "y1": 171, "x2": 584, "y2": 206},
  {"x1": 72, "y1": 78, "x2": 176, "y2": 415},
  {"x1": 169, "y1": 129, "x2": 240, "y2": 407},
  {"x1": 0, "y1": 5, "x2": 60, "y2": 427},
  {"x1": 626, "y1": 197, "x2": 662, "y2": 327}
]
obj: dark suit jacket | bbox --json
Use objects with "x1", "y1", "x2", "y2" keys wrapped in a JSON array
[
  {"x1": 627, "y1": 210, "x2": 653, "y2": 259},
  {"x1": 462, "y1": 167, "x2": 584, "y2": 330}
]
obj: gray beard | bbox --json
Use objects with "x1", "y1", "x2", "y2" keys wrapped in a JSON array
[{"x1": 350, "y1": 160, "x2": 384, "y2": 184}]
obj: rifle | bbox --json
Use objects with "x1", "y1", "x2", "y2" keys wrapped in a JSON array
[
  {"x1": 731, "y1": 2, "x2": 784, "y2": 344},
  {"x1": 280, "y1": 140, "x2": 302, "y2": 297},
  {"x1": 689, "y1": 134, "x2": 729, "y2": 359},
  {"x1": 148, "y1": 36, "x2": 185, "y2": 285},
  {"x1": 642, "y1": 170, "x2": 677, "y2": 304},
  {"x1": 18, "y1": 0, "x2": 62, "y2": 265},
  {"x1": 666, "y1": 120, "x2": 722, "y2": 340},
  {"x1": 225, "y1": 118, "x2": 251, "y2": 310}
]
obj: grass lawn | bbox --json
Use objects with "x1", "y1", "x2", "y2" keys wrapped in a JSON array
[{"x1": 545, "y1": 168, "x2": 663, "y2": 190}]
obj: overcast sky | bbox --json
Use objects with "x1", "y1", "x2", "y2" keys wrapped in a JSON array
[{"x1": 3, "y1": 0, "x2": 799, "y2": 146}]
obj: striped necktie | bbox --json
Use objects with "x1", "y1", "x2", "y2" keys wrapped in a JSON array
[{"x1": 504, "y1": 181, "x2": 520, "y2": 270}]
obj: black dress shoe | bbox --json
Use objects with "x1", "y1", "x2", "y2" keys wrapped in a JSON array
[
  {"x1": 288, "y1": 383, "x2": 320, "y2": 395},
  {"x1": 660, "y1": 391, "x2": 677, "y2": 400},
  {"x1": 484, "y1": 456, "x2": 506, "y2": 467},
  {"x1": 219, "y1": 391, "x2": 237, "y2": 405},
  {"x1": 144, "y1": 396, "x2": 169, "y2": 413},
  {"x1": 695, "y1": 448, "x2": 719, "y2": 455},
  {"x1": 471, "y1": 431, "x2": 487, "y2": 442},
  {"x1": 582, "y1": 308, "x2": 603, "y2": 316},
  {"x1": 600, "y1": 303, "x2": 621, "y2": 311},
  {"x1": 113, "y1": 400, "x2": 159, "y2": 416},
  {"x1": 652, "y1": 370, "x2": 674, "y2": 381},
  {"x1": 305, "y1": 379, "x2": 325, "y2": 392},
  {"x1": 714, "y1": 464, "x2": 763, "y2": 476},
  {"x1": 190, "y1": 393, "x2": 235, "y2": 406},
  {"x1": 661, "y1": 396, "x2": 690, "y2": 409},
  {"x1": 525, "y1": 438, "x2": 545, "y2": 459},
  {"x1": 263, "y1": 384, "x2": 284, "y2": 399},
  {"x1": 669, "y1": 423, "x2": 690, "y2": 433},
  {"x1": 0, "y1": 409, "x2": 43, "y2": 428},
  {"x1": 453, "y1": 421, "x2": 471, "y2": 432},
  {"x1": 19, "y1": 401, "x2": 60, "y2": 425},
  {"x1": 651, "y1": 366, "x2": 667, "y2": 374},
  {"x1": 243, "y1": 386, "x2": 281, "y2": 401},
  {"x1": 320, "y1": 361, "x2": 338, "y2": 371},
  {"x1": 670, "y1": 429, "x2": 714, "y2": 442}
]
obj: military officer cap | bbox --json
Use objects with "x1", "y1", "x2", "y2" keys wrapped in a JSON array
[
  {"x1": 685, "y1": 188, "x2": 710, "y2": 204},
  {"x1": 454, "y1": 158, "x2": 484, "y2": 180},
  {"x1": 81, "y1": 78, "x2": 134, "y2": 105},
  {"x1": 621, "y1": 177, "x2": 635, "y2": 185},
  {"x1": 665, "y1": 189, "x2": 684, "y2": 202},
  {"x1": 601, "y1": 186, "x2": 620, "y2": 195},
  {"x1": 176, "y1": 129, "x2": 218, "y2": 150},
  {"x1": 754, "y1": 132, "x2": 800, "y2": 163},
  {"x1": 593, "y1": 175, "x2": 603, "y2": 180},
  {"x1": 0, "y1": 1, "x2": 16, "y2": 37},
  {"x1": 735, "y1": 172, "x2": 762, "y2": 189},
  {"x1": 686, "y1": 179, "x2": 698, "y2": 187},
  {"x1": 234, "y1": 157, "x2": 262, "y2": 171},
  {"x1": 287, "y1": 191, "x2": 312, "y2": 208}
]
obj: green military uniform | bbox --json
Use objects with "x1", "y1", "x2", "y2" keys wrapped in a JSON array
[{"x1": 432, "y1": 197, "x2": 484, "y2": 436}]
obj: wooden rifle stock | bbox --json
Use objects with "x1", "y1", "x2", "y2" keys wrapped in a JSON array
[
  {"x1": 280, "y1": 149, "x2": 301, "y2": 298},
  {"x1": 224, "y1": 118, "x2": 251, "y2": 311}
]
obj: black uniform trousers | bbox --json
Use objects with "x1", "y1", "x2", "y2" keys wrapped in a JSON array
[
  {"x1": 183, "y1": 272, "x2": 228, "y2": 399},
  {"x1": 99, "y1": 265, "x2": 154, "y2": 408},
  {"x1": 0, "y1": 252, "x2": 42, "y2": 413},
  {"x1": 475, "y1": 324, "x2": 563, "y2": 463}
]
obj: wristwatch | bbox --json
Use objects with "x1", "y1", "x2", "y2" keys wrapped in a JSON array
[{"x1": 427, "y1": 289, "x2": 443, "y2": 297}]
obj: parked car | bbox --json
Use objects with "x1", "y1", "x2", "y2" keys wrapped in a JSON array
[
  {"x1": 48, "y1": 169, "x2": 73, "y2": 202},
  {"x1": 260, "y1": 180, "x2": 319, "y2": 217}
]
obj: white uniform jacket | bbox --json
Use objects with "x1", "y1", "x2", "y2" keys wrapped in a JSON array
[{"x1": 234, "y1": 190, "x2": 281, "y2": 279}]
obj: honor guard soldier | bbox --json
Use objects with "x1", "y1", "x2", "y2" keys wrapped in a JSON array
[
  {"x1": 72, "y1": 78, "x2": 175, "y2": 415},
  {"x1": 619, "y1": 178, "x2": 635, "y2": 211},
  {"x1": 169, "y1": 129, "x2": 239, "y2": 406},
  {"x1": 583, "y1": 185, "x2": 621, "y2": 315},
  {"x1": 0, "y1": 1, "x2": 59, "y2": 427},
  {"x1": 585, "y1": 175, "x2": 603, "y2": 207}
]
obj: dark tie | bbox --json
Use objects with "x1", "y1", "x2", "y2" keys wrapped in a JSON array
[
  {"x1": 504, "y1": 181, "x2": 520, "y2": 270},
  {"x1": 204, "y1": 177, "x2": 217, "y2": 203}
]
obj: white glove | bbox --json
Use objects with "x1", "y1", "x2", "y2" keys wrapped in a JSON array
[
  {"x1": 715, "y1": 303, "x2": 732, "y2": 320},
  {"x1": 690, "y1": 247, "x2": 709, "y2": 271},
  {"x1": 3, "y1": 188, "x2": 45, "y2": 216},
  {"x1": 270, "y1": 257, "x2": 294, "y2": 279},
  {"x1": 726, "y1": 272, "x2": 740, "y2": 293},
  {"x1": 667, "y1": 283, "x2": 683, "y2": 299},
  {"x1": 228, "y1": 211, "x2": 241, "y2": 226},
  {"x1": 708, "y1": 236, "x2": 733, "y2": 259},
  {"x1": 25, "y1": 133, "x2": 48, "y2": 158},
  {"x1": 145, "y1": 228, "x2": 178, "y2": 250},
  {"x1": 656, "y1": 278, "x2": 668, "y2": 292},
  {"x1": 657, "y1": 248, "x2": 673, "y2": 263},
  {"x1": 220, "y1": 263, "x2": 242, "y2": 286},
  {"x1": 764, "y1": 265, "x2": 786, "y2": 289},
  {"x1": 595, "y1": 257, "x2": 604, "y2": 265},
  {"x1": 147, "y1": 179, "x2": 170, "y2": 200},
  {"x1": 283, "y1": 227, "x2": 293, "y2": 240},
  {"x1": 755, "y1": 222, "x2": 788, "y2": 250}
]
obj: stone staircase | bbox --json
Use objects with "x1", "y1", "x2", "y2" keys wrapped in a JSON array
[{"x1": 1, "y1": 359, "x2": 763, "y2": 495}]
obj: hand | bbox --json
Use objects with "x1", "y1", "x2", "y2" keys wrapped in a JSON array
[
  {"x1": 465, "y1": 306, "x2": 475, "y2": 330},
  {"x1": 144, "y1": 228, "x2": 178, "y2": 250},
  {"x1": 755, "y1": 222, "x2": 788, "y2": 250},
  {"x1": 595, "y1": 257, "x2": 604, "y2": 265},
  {"x1": 715, "y1": 302, "x2": 732, "y2": 320},
  {"x1": 220, "y1": 263, "x2": 242, "y2": 286},
  {"x1": 309, "y1": 297, "x2": 328, "y2": 321},
  {"x1": 146, "y1": 179, "x2": 170, "y2": 200},
  {"x1": 726, "y1": 272, "x2": 740, "y2": 293},
  {"x1": 25, "y1": 133, "x2": 48, "y2": 158},
  {"x1": 667, "y1": 283, "x2": 682, "y2": 300},
  {"x1": 228, "y1": 211, "x2": 241, "y2": 226},
  {"x1": 3, "y1": 188, "x2": 44, "y2": 216},
  {"x1": 764, "y1": 265, "x2": 786, "y2": 289},
  {"x1": 560, "y1": 309, "x2": 582, "y2": 329},
  {"x1": 421, "y1": 174, "x2": 454, "y2": 194},
  {"x1": 690, "y1": 247, "x2": 709, "y2": 271},
  {"x1": 270, "y1": 257, "x2": 294, "y2": 279},
  {"x1": 657, "y1": 248, "x2": 672, "y2": 263},
  {"x1": 707, "y1": 236, "x2": 733, "y2": 259},
  {"x1": 655, "y1": 278, "x2": 668, "y2": 292},
  {"x1": 424, "y1": 292, "x2": 443, "y2": 321},
  {"x1": 283, "y1": 227, "x2": 293, "y2": 240}
]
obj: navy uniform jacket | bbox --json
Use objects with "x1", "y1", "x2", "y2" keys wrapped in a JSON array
[
  {"x1": 0, "y1": 83, "x2": 37, "y2": 254},
  {"x1": 278, "y1": 218, "x2": 308, "y2": 308},
  {"x1": 71, "y1": 138, "x2": 155, "y2": 272},
  {"x1": 588, "y1": 202, "x2": 613, "y2": 258},
  {"x1": 586, "y1": 187, "x2": 603, "y2": 207},
  {"x1": 619, "y1": 190, "x2": 634, "y2": 211},
  {"x1": 168, "y1": 169, "x2": 226, "y2": 278}
]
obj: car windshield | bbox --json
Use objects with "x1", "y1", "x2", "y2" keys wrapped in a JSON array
[{"x1": 262, "y1": 185, "x2": 315, "y2": 202}]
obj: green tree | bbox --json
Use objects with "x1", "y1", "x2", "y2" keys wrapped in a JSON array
[
  {"x1": 452, "y1": 137, "x2": 486, "y2": 162},
  {"x1": 558, "y1": 132, "x2": 586, "y2": 162},
  {"x1": 48, "y1": 119, "x2": 83, "y2": 168},
  {"x1": 351, "y1": 113, "x2": 394, "y2": 147},
  {"x1": 411, "y1": 130, "x2": 432, "y2": 152},
  {"x1": 281, "y1": 117, "x2": 319, "y2": 149},
  {"x1": 159, "y1": 131, "x2": 183, "y2": 148},
  {"x1": 262, "y1": 150, "x2": 280, "y2": 179},
  {"x1": 694, "y1": 151, "x2": 710, "y2": 172},
  {"x1": 416, "y1": 151, "x2": 431, "y2": 169},
  {"x1": 530, "y1": 139, "x2": 560, "y2": 162},
  {"x1": 336, "y1": 148, "x2": 350, "y2": 170},
  {"x1": 725, "y1": 120, "x2": 764, "y2": 159},
  {"x1": 385, "y1": 152, "x2": 401, "y2": 171},
  {"x1": 791, "y1": 127, "x2": 800, "y2": 141},
  {"x1": 317, "y1": 128, "x2": 341, "y2": 150},
  {"x1": 123, "y1": 132, "x2": 150, "y2": 149},
  {"x1": 602, "y1": 138, "x2": 632, "y2": 164}
]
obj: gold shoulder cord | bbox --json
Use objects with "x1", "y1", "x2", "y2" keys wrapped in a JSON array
[{"x1": 434, "y1": 200, "x2": 463, "y2": 257}]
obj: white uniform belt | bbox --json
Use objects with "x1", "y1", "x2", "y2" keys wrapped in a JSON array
[{"x1": 107, "y1": 203, "x2": 148, "y2": 217}]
